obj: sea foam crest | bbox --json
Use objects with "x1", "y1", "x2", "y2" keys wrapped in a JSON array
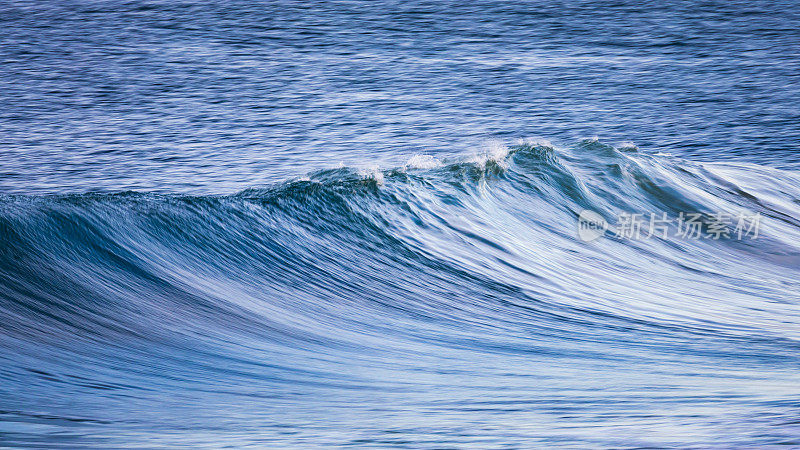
[
  {"x1": 469, "y1": 141, "x2": 510, "y2": 169},
  {"x1": 405, "y1": 154, "x2": 442, "y2": 170},
  {"x1": 358, "y1": 165, "x2": 385, "y2": 185}
]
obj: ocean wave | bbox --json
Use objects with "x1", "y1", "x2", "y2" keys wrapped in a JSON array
[{"x1": 2, "y1": 140, "x2": 800, "y2": 447}]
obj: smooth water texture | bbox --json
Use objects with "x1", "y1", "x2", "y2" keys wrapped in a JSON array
[{"x1": 1, "y1": 0, "x2": 800, "y2": 448}]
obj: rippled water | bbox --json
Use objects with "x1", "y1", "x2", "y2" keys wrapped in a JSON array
[{"x1": 1, "y1": 1, "x2": 800, "y2": 448}]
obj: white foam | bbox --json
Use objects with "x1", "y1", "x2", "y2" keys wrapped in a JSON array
[
  {"x1": 358, "y1": 165, "x2": 384, "y2": 185},
  {"x1": 405, "y1": 154, "x2": 441, "y2": 170},
  {"x1": 469, "y1": 140, "x2": 510, "y2": 169}
]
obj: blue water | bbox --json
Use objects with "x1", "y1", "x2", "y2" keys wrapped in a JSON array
[{"x1": 2, "y1": 1, "x2": 800, "y2": 447}]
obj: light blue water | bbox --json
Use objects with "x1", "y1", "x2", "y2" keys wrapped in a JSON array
[{"x1": 1, "y1": 1, "x2": 800, "y2": 447}]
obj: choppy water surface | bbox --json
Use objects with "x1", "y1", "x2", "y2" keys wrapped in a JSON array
[{"x1": 1, "y1": 0, "x2": 799, "y2": 448}]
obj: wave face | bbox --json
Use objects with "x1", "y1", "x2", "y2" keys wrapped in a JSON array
[{"x1": 1, "y1": 141, "x2": 799, "y2": 447}]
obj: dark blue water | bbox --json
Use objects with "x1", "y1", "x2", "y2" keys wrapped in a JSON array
[{"x1": 2, "y1": 1, "x2": 800, "y2": 447}]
